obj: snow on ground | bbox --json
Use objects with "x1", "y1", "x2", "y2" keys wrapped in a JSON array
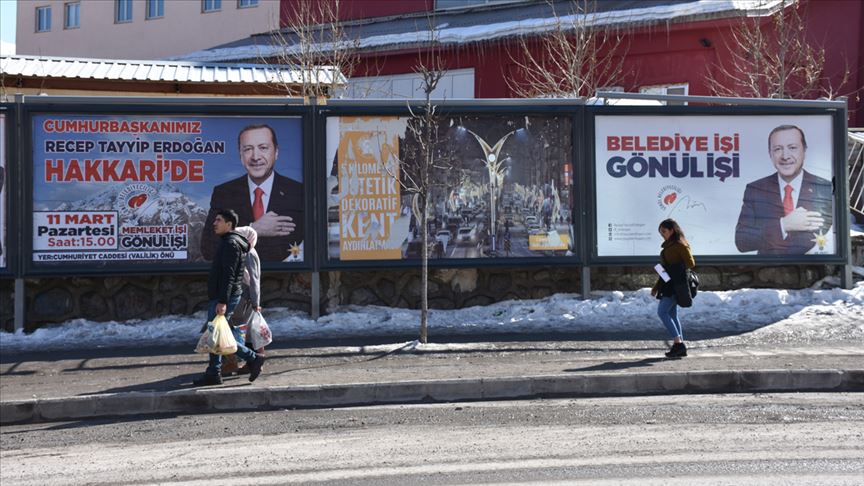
[{"x1": 1, "y1": 282, "x2": 862, "y2": 353}]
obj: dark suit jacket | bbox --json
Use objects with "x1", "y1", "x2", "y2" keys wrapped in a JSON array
[
  {"x1": 201, "y1": 172, "x2": 305, "y2": 262},
  {"x1": 735, "y1": 170, "x2": 833, "y2": 255}
]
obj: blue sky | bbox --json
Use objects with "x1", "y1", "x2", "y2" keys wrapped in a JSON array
[{"x1": 1, "y1": 0, "x2": 16, "y2": 46}]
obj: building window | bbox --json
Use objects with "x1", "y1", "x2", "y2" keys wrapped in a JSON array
[
  {"x1": 237, "y1": 0, "x2": 258, "y2": 8},
  {"x1": 116, "y1": 0, "x2": 133, "y2": 23},
  {"x1": 64, "y1": 2, "x2": 80, "y2": 29},
  {"x1": 36, "y1": 6, "x2": 51, "y2": 32},
  {"x1": 435, "y1": 0, "x2": 520, "y2": 10},
  {"x1": 639, "y1": 84, "x2": 689, "y2": 105},
  {"x1": 202, "y1": 0, "x2": 222, "y2": 13},
  {"x1": 147, "y1": 0, "x2": 164, "y2": 19}
]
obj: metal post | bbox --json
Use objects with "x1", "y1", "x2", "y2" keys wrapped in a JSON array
[
  {"x1": 14, "y1": 278, "x2": 25, "y2": 332},
  {"x1": 841, "y1": 103, "x2": 853, "y2": 290},
  {"x1": 581, "y1": 266, "x2": 591, "y2": 299},
  {"x1": 311, "y1": 271, "x2": 320, "y2": 320},
  {"x1": 841, "y1": 264, "x2": 853, "y2": 290}
]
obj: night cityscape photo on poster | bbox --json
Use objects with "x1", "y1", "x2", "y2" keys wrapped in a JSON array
[
  {"x1": 325, "y1": 115, "x2": 574, "y2": 261},
  {"x1": 30, "y1": 114, "x2": 305, "y2": 266}
]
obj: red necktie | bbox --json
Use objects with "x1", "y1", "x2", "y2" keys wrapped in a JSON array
[
  {"x1": 252, "y1": 187, "x2": 265, "y2": 221},
  {"x1": 783, "y1": 184, "x2": 794, "y2": 215}
]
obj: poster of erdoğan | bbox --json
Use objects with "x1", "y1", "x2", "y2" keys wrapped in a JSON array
[
  {"x1": 594, "y1": 115, "x2": 836, "y2": 257},
  {"x1": 30, "y1": 114, "x2": 304, "y2": 266}
]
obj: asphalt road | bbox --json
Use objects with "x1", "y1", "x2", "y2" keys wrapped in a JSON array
[{"x1": 3, "y1": 393, "x2": 862, "y2": 485}]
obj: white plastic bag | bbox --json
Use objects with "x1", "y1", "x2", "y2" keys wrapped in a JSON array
[
  {"x1": 248, "y1": 311, "x2": 273, "y2": 349},
  {"x1": 207, "y1": 314, "x2": 237, "y2": 356},
  {"x1": 194, "y1": 329, "x2": 210, "y2": 354}
]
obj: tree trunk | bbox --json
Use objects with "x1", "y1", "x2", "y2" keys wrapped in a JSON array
[{"x1": 420, "y1": 195, "x2": 428, "y2": 344}]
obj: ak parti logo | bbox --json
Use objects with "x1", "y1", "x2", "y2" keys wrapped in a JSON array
[
  {"x1": 127, "y1": 193, "x2": 148, "y2": 209},
  {"x1": 117, "y1": 183, "x2": 158, "y2": 217},
  {"x1": 656, "y1": 184, "x2": 683, "y2": 210}
]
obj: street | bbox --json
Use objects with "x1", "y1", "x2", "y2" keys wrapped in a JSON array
[{"x1": 2, "y1": 393, "x2": 862, "y2": 485}]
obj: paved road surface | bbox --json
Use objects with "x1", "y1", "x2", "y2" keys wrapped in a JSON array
[{"x1": 3, "y1": 393, "x2": 862, "y2": 485}]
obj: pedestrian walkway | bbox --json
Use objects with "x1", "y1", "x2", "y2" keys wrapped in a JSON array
[{"x1": 1, "y1": 341, "x2": 862, "y2": 424}]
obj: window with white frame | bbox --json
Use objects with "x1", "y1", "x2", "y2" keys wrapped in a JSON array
[
  {"x1": 436, "y1": 0, "x2": 521, "y2": 10},
  {"x1": 116, "y1": 0, "x2": 133, "y2": 23},
  {"x1": 639, "y1": 84, "x2": 689, "y2": 105},
  {"x1": 202, "y1": 0, "x2": 222, "y2": 13},
  {"x1": 596, "y1": 86, "x2": 624, "y2": 94},
  {"x1": 147, "y1": 0, "x2": 164, "y2": 19},
  {"x1": 344, "y1": 69, "x2": 475, "y2": 99},
  {"x1": 238, "y1": 0, "x2": 258, "y2": 8},
  {"x1": 36, "y1": 6, "x2": 52, "y2": 32},
  {"x1": 64, "y1": 2, "x2": 80, "y2": 29}
]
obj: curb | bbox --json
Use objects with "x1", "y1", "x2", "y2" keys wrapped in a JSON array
[{"x1": 2, "y1": 368, "x2": 863, "y2": 425}]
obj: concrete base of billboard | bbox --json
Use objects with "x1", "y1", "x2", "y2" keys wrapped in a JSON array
[{"x1": 2, "y1": 262, "x2": 851, "y2": 331}]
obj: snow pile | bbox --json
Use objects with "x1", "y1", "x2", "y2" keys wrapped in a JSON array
[{"x1": 1, "y1": 282, "x2": 861, "y2": 352}]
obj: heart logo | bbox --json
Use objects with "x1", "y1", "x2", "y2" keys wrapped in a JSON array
[
  {"x1": 663, "y1": 193, "x2": 677, "y2": 205},
  {"x1": 128, "y1": 193, "x2": 148, "y2": 208}
]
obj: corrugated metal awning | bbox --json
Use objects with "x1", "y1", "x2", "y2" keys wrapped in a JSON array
[{"x1": 0, "y1": 54, "x2": 344, "y2": 86}]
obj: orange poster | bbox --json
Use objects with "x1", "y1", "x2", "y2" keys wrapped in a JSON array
[{"x1": 338, "y1": 117, "x2": 404, "y2": 260}]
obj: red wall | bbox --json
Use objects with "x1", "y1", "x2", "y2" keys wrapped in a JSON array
[{"x1": 294, "y1": 0, "x2": 864, "y2": 126}]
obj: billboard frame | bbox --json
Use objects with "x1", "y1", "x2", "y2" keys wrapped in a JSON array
[
  {"x1": 20, "y1": 96, "x2": 316, "y2": 277},
  {"x1": 0, "y1": 103, "x2": 19, "y2": 278},
  {"x1": 315, "y1": 99, "x2": 586, "y2": 271},
  {"x1": 585, "y1": 104, "x2": 850, "y2": 265}
]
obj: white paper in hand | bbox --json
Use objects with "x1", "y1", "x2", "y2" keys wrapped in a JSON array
[{"x1": 654, "y1": 264, "x2": 671, "y2": 282}]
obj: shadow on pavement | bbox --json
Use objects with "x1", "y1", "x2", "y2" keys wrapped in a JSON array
[
  {"x1": 563, "y1": 357, "x2": 668, "y2": 372},
  {"x1": 87, "y1": 373, "x2": 201, "y2": 395},
  {"x1": 0, "y1": 327, "x2": 768, "y2": 364}
]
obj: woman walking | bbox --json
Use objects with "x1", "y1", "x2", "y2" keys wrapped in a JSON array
[
  {"x1": 222, "y1": 225, "x2": 263, "y2": 376},
  {"x1": 651, "y1": 218, "x2": 695, "y2": 358}
]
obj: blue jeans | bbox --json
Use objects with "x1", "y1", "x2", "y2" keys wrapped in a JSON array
[
  {"x1": 204, "y1": 295, "x2": 257, "y2": 376},
  {"x1": 657, "y1": 296, "x2": 683, "y2": 340}
]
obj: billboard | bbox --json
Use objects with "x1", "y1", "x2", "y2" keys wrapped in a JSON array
[
  {"x1": 31, "y1": 114, "x2": 305, "y2": 266},
  {"x1": 0, "y1": 113, "x2": 6, "y2": 269},
  {"x1": 325, "y1": 115, "x2": 574, "y2": 262},
  {"x1": 595, "y1": 115, "x2": 836, "y2": 257}
]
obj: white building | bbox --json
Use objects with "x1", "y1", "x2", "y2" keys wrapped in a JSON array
[{"x1": 16, "y1": 0, "x2": 279, "y2": 60}]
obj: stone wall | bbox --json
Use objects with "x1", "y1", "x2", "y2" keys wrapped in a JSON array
[{"x1": 0, "y1": 261, "x2": 849, "y2": 332}]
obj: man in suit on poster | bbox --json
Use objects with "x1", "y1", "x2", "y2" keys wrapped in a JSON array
[
  {"x1": 201, "y1": 124, "x2": 304, "y2": 262},
  {"x1": 735, "y1": 124, "x2": 833, "y2": 255}
]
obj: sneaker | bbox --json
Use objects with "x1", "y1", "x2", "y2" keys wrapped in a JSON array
[
  {"x1": 665, "y1": 342, "x2": 687, "y2": 358},
  {"x1": 248, "y1": 355, "x2": 265, "y2": 382},
  {"x1": 192, "y1": 373, "x2": 223, "y2": 386}
]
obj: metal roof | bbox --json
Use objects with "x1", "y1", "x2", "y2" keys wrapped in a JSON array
[
  {"x1": 0, "y1": 55, "x2": 344, "y2": 85},
  {"x1": 176, "y1": 0, "x2": 787, "y2": 63}
]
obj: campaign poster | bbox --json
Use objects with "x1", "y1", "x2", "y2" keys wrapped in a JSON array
[
  {"x1": 326, "y1": 115, "x2": 574, "y2": 261},
  {"x1": 595, "y1": 115, "x2": 835, "y2": 257},
  {"x1": 31, "y1": 114, "x2": 304, "y2": 265},
  {"x1": 0, "y1": 113, "x2": 6, "y2": 269}
]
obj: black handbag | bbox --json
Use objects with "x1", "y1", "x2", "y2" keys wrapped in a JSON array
[{"x1": 688, "y1": 270, "x2": 700, "y2": 298}]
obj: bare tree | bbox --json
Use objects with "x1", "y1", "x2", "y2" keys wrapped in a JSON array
[
  {"x1": 398, "y1": 58, "x2": 447, "y2": 344},
  {"x1": 266, "y1": 0, "x2": 358, "y2": 99},
  {"x1": 507, "y1": 0, "x2": 628, "y2": 98},
  {"x1": 707, "y1": 0, "x2": 850, "y2": 100},
  {"x1": 369, "y1": 18, "x2": 449, "y2": 343}
]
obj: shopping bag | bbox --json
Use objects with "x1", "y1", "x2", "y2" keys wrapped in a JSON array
[
  {"x1": 248, "y1": 311, "x2": 273, "y2": 349},
  {"x1": 194, "y1": 329, "x2": 210, "y2": 354},
  {"x1": 207, "y1": 314, "x2": 238, "y2": 356}
]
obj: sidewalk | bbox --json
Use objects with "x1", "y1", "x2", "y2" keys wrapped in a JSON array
[{"x1": 2, "y1": 339, "x2": 862, "y2": 424}]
